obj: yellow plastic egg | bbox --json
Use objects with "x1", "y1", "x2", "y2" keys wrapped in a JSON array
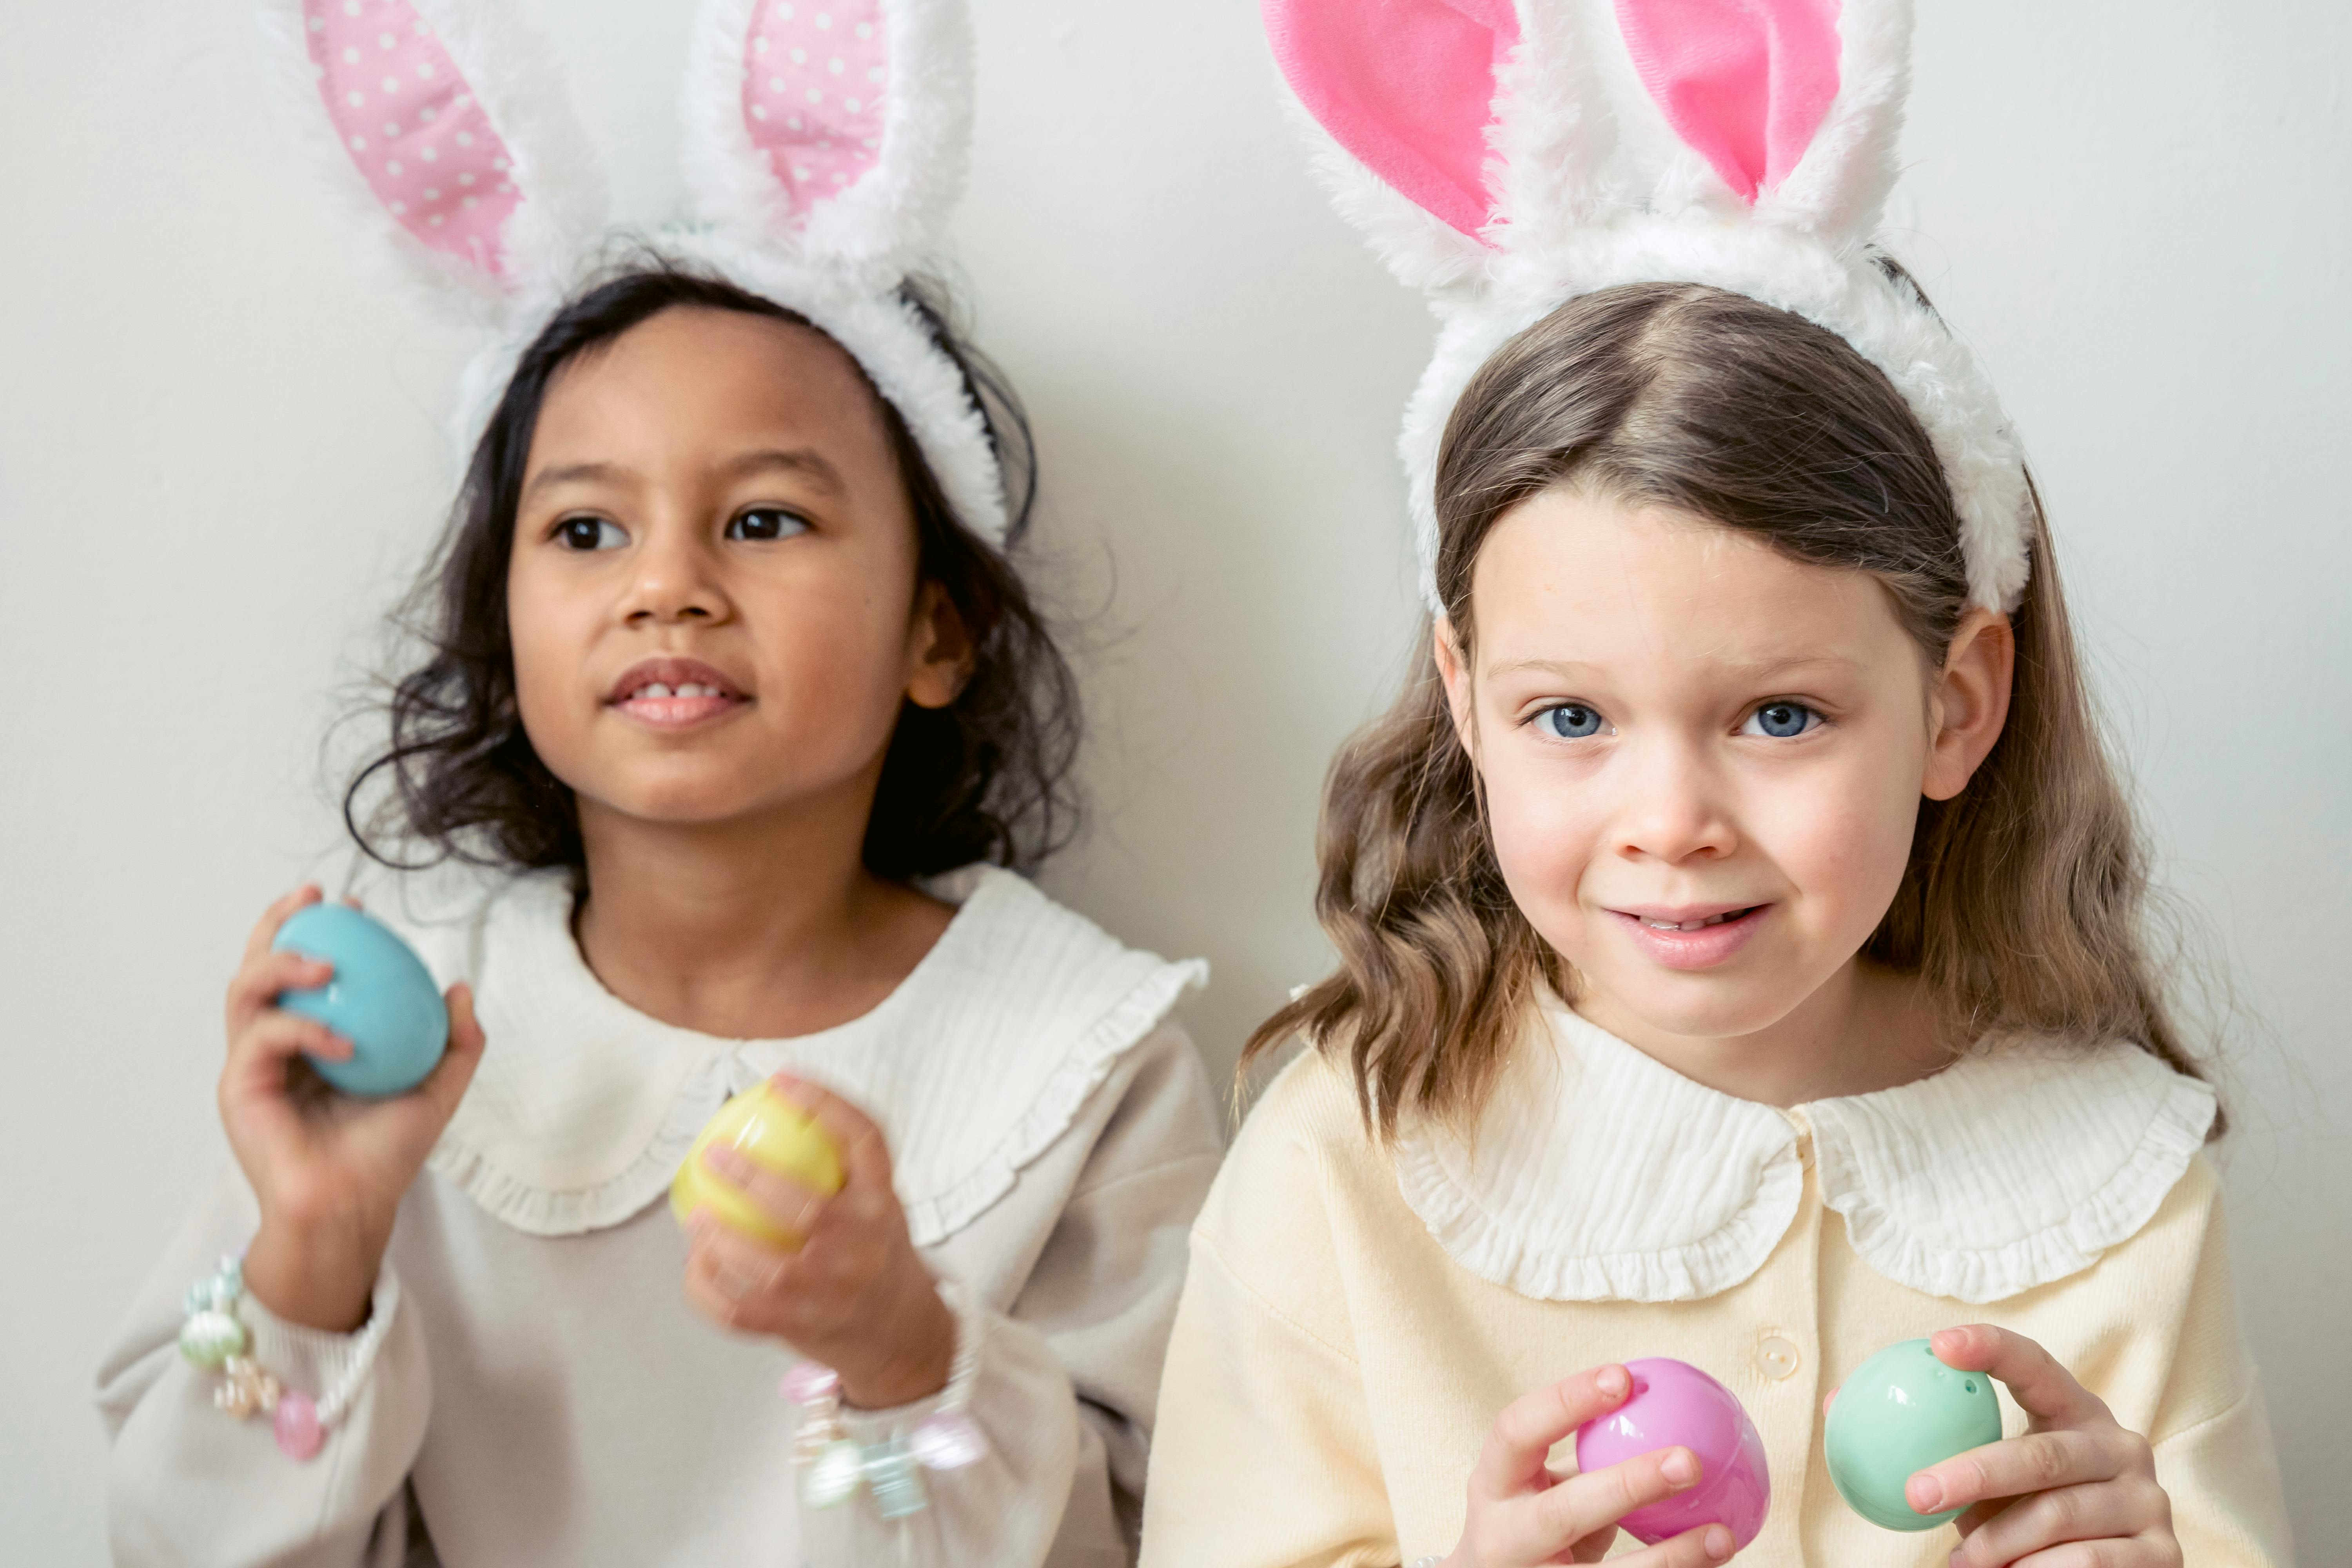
[{"x1": 670, "y1": 1081, "x2": 846, "y2": 1248}]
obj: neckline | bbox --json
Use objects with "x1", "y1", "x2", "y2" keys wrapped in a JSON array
[
  {"x1": 1542, "y1": 993, "x2": 1970, "y2": 1124},
  {"x1": 514, "y1": 862, "x2": 1005, "y2": 1058},
  {"x1": 1392, "y1": 994, "x2": 2215, "y2": 1303}
]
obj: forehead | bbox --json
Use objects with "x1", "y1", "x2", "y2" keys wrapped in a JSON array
[
  {"x1": 1470, "y1": 486, "x2": 1912, "y2": 670},
  {"x1": 528, "y1": 305, "x2": 892, "y2": 471}
]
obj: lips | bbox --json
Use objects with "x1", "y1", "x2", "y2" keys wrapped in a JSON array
[
  {"x1": 1607, "y1": 903, "x2": 1771, "y2": 971},
  {"x1": 605, "y1": 657, "x2": 748, "y2": 729}
]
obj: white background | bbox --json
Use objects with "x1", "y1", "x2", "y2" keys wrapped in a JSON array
[{"x1": 3, "y1": 0, "x2": 2344, "y2": 1560}]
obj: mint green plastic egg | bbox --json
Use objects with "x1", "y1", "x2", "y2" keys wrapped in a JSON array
[{"x1": 1826, "y1": 1338, "x2": 2003, "y2": 1531}]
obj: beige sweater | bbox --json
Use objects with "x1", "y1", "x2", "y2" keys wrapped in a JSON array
[
  {"x1": 1142, "y1": 1002, "x2": 2294, "y2": 1566},
  {"x1": 99, "y1": 865, "x2": 1223, "y2": 1567}
]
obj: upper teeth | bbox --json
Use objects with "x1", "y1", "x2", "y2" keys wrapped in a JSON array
[
  {"x1": 633, "y1": 682, "x2": 720, "y2": 699},
  {"x1": 1646, "y1": 909, "x2": 1746, "y2": 931}
]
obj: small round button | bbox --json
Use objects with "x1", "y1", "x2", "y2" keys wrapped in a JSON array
[{"x1": 1759, "y1": 1335, "x2": 1801, "y2": 1380}]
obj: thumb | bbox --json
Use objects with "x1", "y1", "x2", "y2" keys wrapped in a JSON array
[{"x1": 417, "y1": 982, "x2": 486, "y2": 1122}]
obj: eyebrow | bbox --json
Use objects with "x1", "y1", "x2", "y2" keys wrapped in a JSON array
[
  {"x1": 720, "y1": 446, "x2": 846, "y2": 495},
  {"x1": 1487, "y1": 652, "x2": 1868, "y2": 681},
  {"x1": 520, "y1": 447, "x2": 846, "y2": 505}
]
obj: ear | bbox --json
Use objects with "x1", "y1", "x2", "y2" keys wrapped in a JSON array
[
  {"x1": 1597, "y1": 0, "x2": 1905, "y2": 238},
  {"x1": 1921, "y1": 607, "x2": 2014, "y2": 802},
  {"x1": 256, "y1": 0, "x2": 604, "y2": 321},
  {"x1": 903, "y1": 580, "x2": 974, "y2": 711},
  {"x1": 1430, "y1": 614, "x2": 1481, "y2": 762},
  {"x1": 681, "y1": 0, "x2": 971, "y2": 287},
  {"x1": 1263, "y1": 0, "x2": 1521, "y2": 292}
]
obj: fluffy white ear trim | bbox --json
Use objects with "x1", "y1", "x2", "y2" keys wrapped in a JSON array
[
  {"x1": 255, "y1": 0, "x2": 603, "y2": 325},
  {"x1": 681, "y1": 0, "x2": 972, "y2": 293},
  {"x1": 1269, "y1": 0, "x2": 2033, "y2": 617},
  {"x1": 674, "y1": 235, "x2": 1009, "y2": 545},
  {"x1": 1756, "y1": 0, "x2": 1911, "y2": 243},
  {"x1": 1276, "y1": 82, "x2": 1495, "y2": 300},
  {"x1": 1403, "y1": 234, "x2": 2032, "y2": 615}
]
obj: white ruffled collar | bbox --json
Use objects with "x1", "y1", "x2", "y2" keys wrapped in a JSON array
[
  {"x1": 388, "y1": 865, "x2": 1205, "y2": 1242},
  {"x1": 1394, "y1": 999, "x2": 2216, "y2": 1305}
]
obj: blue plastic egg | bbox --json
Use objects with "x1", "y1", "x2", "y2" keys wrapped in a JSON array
[{"x1": 271, "y1": 904, "x2": 449, "y2": 1097}]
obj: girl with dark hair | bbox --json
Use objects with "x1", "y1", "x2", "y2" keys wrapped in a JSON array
[
  {"x1": 1143, "y1": 4, "x2": 2290, "y2": 1566},
  {"x1": 98, "y1": 5, "x2": 1218, "y2": 1565}
]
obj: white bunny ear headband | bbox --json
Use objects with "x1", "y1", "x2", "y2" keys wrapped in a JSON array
[
  {"x1": 257, "y1": 0, "x2": 1009, "y2": 544},
  {"x1": 1265, "y1": 0, "x2": 2031, "y2": 613}
]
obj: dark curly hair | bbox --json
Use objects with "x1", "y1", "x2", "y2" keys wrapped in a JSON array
[{"x1": 343, "y1": 263, "x2": 1080, "y2": 881}]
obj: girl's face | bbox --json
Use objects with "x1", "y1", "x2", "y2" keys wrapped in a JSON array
[
  {"x1": 1436, "y1": 487, "x2": 2010, "y2": 1059},
  {"x1": 507, "y1": 306, "x2": 968, "y2": 837}
]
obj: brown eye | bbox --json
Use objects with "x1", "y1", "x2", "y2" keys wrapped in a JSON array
[
  {"x1": 726, "y1": 507, "x2": 809, "y2": 542},
  {"x1": 555, "y1": 516, "x2": 624, "y2": 551}
]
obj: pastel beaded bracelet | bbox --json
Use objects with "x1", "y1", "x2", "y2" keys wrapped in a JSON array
[
  {"x1": 177, "y1": 1252, "x2": 382, "y2": 1461},
  {"x1": 782, "y1": 1279, "x2": 989, "y2": 1520}
]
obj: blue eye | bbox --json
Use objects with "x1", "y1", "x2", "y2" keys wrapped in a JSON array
[
  {"x1": 1744, "y1": 702, "x2": 1820, "y2": 739},
  {"x1": 1538, "y1": 704, "x2": 1604, "y2": 739},
  {"x1": 554, "y1": 516, "x2": 625, "y2": 552},
  {"x1": 726, "y1": 507, "x2": 809, "y2": 542}
]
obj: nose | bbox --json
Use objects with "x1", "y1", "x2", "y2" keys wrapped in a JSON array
[
  {"x1": 621, "y1": 519, "x2": 730, "y2": 628},
  {"x1": 1609, "y1": 732, "x2": 1739, "y2": 866}
]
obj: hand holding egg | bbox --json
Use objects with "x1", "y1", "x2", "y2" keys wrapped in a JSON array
[
  {"x1": 270, "y1": 902, "x2": 450, "y2": 1097},
  {"x1": 671, "y1": 1079, "x2": 846, "y2": 1247},
  {"x1": 676, "y1": 1077, "x2": 953, "y2": 1410},
  {"x1": 1575, "y1": 1357, "x2": 1771, "y2": 1551}
]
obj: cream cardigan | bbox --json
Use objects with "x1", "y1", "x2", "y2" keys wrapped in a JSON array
[
  {"x1": 100, "y1": 864, "x2": 1223, "y2": 1567},
  {"x1": 1141, "y1": 1001, "x2": 2294, "y2": 1566}
]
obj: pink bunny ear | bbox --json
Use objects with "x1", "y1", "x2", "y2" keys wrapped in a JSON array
[
  {"x1": 682, "y1": 0, "x2": 973, "y2": 283},
  {"x1": 259, "y1": 0, "x2": 603, "y2": 318},
  {"x1": 1613, "y1": 0, "x2": 1840, "y2": 204},
  {"x1": 740, "y1": 0, "x2": 889, "y2": 218},
  {"x1": 303, "y1": 0, "x2": 523, "y2": 272},
  {"x1": 1265, "y1": 0, "x2": 1521, "y2": 239}
]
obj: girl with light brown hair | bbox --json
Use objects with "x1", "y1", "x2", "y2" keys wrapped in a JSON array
[{"x1": 1140, "y1": 1, "x2": 2293, "y2": 1564}]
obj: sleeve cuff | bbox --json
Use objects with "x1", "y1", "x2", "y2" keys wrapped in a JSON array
[
  {"x1": 832, "y1": 1277, "x2": 986, "y2": 1441},
  {"x1": 241, "y1": 1267, "x2": 403, "y2": 1425}
]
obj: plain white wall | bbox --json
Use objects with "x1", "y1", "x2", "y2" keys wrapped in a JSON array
[{"x1": 3, "y1": 0, "x2": 2343, "y2": 1559}]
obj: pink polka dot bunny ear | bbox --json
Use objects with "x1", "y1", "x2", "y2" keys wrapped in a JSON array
[
  {"x1": 256, "y1": 0, "x2": 604, "y2": 326},
  {"x1": 680, "y1": 0, "x2": 972, "y2": 292},
  {"x1": 1266, "y1": 0, "x2": 2032, "y2": 616},
  {"x1": 671, "y1": 0, "x2": 1010, "y2": 542}
]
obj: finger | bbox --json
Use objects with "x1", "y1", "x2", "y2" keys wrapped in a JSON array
[
  {"x1": 2004, "y1": 1535, "x2": 2175, "y2": 1568},
  {"x1": 768, "y1": 1074, "x2": 886, "y2": 1194},
  {"x1": 1932, "y1": 1325, "x2": 2107, "y2": 1428},
  {"x1": 684, "y1": 1218, "x2": 799, "y2": 1322},
  {"x1": 413, "y1": 982, "x2": 486, "y2": 1123},
  {"x1": 1470, "y1": 1365, "x2": 1635, "y2": 1499},
  {"x1": 227, "y1": 949, "x2": 336, "y2": 1036},
  {"x1": 1602, "y1": 1523, "x2": 1739, "y2": 1568},
  {"x1": 222, "y1": 1012, "x2": 354, "y2": 1109},
  {"x1": 1517, "y1": 1446, "x2": 1705, "y2": 1560},
  {"x1": 241, "y1": 885, "x2": 323, "y2": 967},
  {"x1": 1948, "y1": 1477, "x2": 2165, "y2": 1568},
  {"x1": 681, "y1": 1239, "x2": 766, "y2": 1331},
  {"x1": 1824, "y1": 1385, "x2": 1838, "y2": 1419},
  {"x1": 1913, "y1": 1428, "x2": 2124, "y2": 1517},
  {"x1": 231, "y1": 1008, "x2": 354, "y2": 1069},
  {"x1": 702, "y1": 1141, "x2": 831, "y2": 1239}
]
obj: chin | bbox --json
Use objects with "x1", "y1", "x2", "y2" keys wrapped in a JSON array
[
  {"x1": 579, "y1": 771, "x2": 773, "y2": 827},
  {"x1": 1582, "y1": 968, "x2": 1815, "y2": 1047}
]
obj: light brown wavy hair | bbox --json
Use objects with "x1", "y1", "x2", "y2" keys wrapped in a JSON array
[{"x1": 1245, "y1": 278, "x2": 2216, "y2": 1141}]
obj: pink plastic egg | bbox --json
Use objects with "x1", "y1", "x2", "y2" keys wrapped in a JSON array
[{"x1": 1574, "y1": 1357, "x2": 1770, "y2": 1550}]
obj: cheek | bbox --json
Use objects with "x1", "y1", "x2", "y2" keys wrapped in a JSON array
[
  {"x1": 505, "y1": 570, "x2": 588, "y2": 757},
  {"x1": 751, "y1": 569, "x2": 913, "y2": 715},
  {"x1": 1750, "y1": 739, "x2": 1923, "y2": 932},
  {"x1": 1477, "y1": 748, "x2": 1602, "y2": 927}
]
